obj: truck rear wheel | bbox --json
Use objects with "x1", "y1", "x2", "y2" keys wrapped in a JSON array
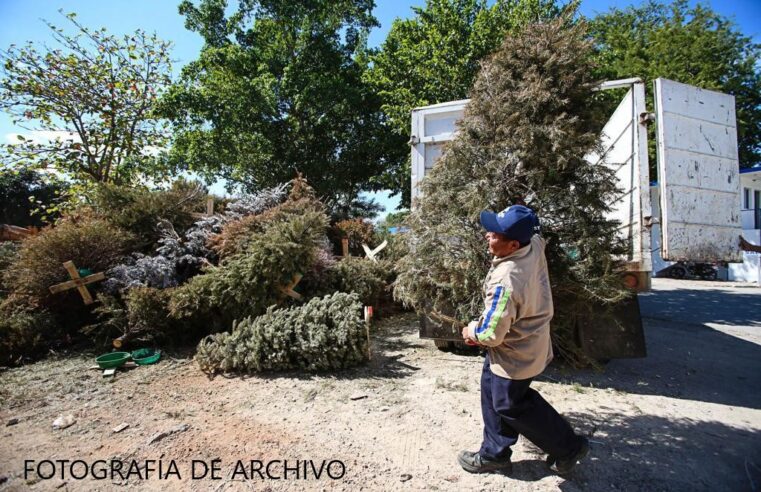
[{"x1": 669, "y1": 265, "x2": 688, "y2": 279}]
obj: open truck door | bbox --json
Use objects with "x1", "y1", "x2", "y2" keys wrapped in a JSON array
[
  {"x1": 577, "y1": 78, "x2": 653, "y2": 359},
  {"x1": 654, "y1": 78, "x2": 743, "y2": 263},
  {"x1": 585, "y1": 78, "x2": 653, "y2": 291},
  {"x1": 410, "y1": 100, "x2": 470, "y2": 349}
]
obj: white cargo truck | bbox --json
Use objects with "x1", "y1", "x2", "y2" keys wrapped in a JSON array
[{"x1": 411, "y1": 78, "x2": 743, "y2": 358}]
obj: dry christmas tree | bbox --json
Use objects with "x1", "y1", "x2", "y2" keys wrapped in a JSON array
[
  {"x1": 169, "y1": 208, "x2": 329, "y2": 328},
  {"x1": 299, "y1": 256, "x2": 394, "y2": 308},
  {"x1": 83, "y1": 287, "x2": 178, "y2": 347},
  {"x1": 103, "y1": 183, "x2": 288, "y2": 292},
  {"x1": 87, "y1": 181, "x2": 209, "y2": 251},
  {"x1": 394, "y1": 16, "x2": 630, "y2": 365},
  {"x1": 189, "y1": 179, "x2": 383, "y2": 373},
  {"x1": 208, "y1": 177, "x2": 323, "y2": 259},
  {"x1": 0, "y1": 306, "x2": 58, "y2": 365},
  {"x1": 195, "y1": 292, "x2": 368, "y2": 373}
]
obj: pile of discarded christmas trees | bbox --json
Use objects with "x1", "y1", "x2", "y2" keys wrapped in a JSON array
[{"x1": 0, "y1": 177, "x2": 397, "y2": 372}]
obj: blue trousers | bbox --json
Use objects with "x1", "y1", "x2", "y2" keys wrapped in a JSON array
[{"x1": 479, "y1": 353, "x2": 582, "y2": 461}]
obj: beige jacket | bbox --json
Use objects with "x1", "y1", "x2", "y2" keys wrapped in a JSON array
[{"x1": 465, "y1": 234, "x2": 554, "y2": 380}]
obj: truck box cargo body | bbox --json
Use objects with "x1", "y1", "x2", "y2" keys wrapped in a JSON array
[
  {"x1": 411, "y1": 78, "x2": 743, "y2": 356},
  {"x1": 410, "y1": 78, "x2": 742, "y2": 281}
]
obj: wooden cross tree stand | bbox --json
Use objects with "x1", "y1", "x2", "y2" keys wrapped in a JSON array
[
  {"x1": 49, "y1": 261, "x2": 105, "y2": 305},
  {"x1": 280, "y1": 273, "x2": 303, "y2": 300},
  {"x1": 338, "y1": 238, "x2": 388, "y2": 262},
  {"x1": 361, "y1": 240, "x2": 388, "y2": 262}
]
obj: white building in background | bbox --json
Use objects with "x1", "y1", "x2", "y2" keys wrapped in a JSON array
[{"x1": 731, "y1": 168, "x2": 761, "y2": 283}]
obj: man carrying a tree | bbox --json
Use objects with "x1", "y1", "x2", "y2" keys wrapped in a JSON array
[{"x1": 458, "y1": 204, "x2": 589, "y2": 476}]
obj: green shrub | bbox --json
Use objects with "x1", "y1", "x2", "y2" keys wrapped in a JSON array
[
  {"x1": 195, "y1": 292, "x2": 367, "y2": 373},
  {"x1": 0, "y1": 167, "x2": 68, "y2": 227},
  {"x1": 0, "y1": 306, "x2": 59, "y2": 366},
  {"x1": 169, "y1": 209, "x2": 329, "y2": 326},
  {"x1": 0, "y1": 242, "x2": 20, "y2": 301}
]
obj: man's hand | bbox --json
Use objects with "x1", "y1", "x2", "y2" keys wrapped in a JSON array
[{"x1": 462, "y1": 321, "x2": 479, "y2": 346}]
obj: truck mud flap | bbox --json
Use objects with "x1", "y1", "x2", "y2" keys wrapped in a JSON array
[{"x1": 576, "y1": 294, "x2": 647, "y2": 359}]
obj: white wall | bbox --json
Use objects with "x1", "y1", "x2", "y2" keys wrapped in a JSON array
[
  {"x1": 731, "y1": 172, "x2": 759, "y2": 283},
  {"x1": 729, "y1": 229, "x2": 761, "y2": 283}
]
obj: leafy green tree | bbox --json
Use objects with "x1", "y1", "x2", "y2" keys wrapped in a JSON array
[
  {"x1": 381, "y1": 210, "x2": 410, "y2": 228},
  {"x1": 365, "y1": 0, "x2": 564, "y2": 206},
  {"x1": 0, "y1": 12, "x2": 174, "y2": 184},
  {"x1": 160, "y1": 0, "x2": 393, "y2": 204},
  {"x1": 0, "y1": 167, "x2": 68, "y2": 226},
  {"x1": 589, "y1": 0, "x2": 761, "y2": 169}
]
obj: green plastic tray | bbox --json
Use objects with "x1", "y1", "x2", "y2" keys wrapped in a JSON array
[
  {"x1": 96, "y1": 352, "x2": 131, "y2": 369},
  {"x1": 131, "y1": 348, "x2": 161, "y2": 365}
]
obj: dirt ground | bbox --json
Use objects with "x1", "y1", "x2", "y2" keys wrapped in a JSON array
[{"x1": 1, "y1": 278, "x2": 760, "y2": 491}]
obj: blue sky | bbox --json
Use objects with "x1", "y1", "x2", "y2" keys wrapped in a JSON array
[{"x1": 1, "y1": 0, "x2": 759, "y2": 216}]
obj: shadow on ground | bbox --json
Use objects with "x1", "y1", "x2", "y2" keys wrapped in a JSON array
[
  {"x1": 543, "y1": 286, "x2": 761, "y2": 409},
  {"x1": 638, "y1": 286, "x2": 761, "y2": 327},
  {"x1": 499, "y1": 411, "x2": 761, "y2": 491}
]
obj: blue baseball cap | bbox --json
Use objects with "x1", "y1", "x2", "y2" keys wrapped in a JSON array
[{"x1": 479, "y1": 205, "x2": 538, "y2": 246}]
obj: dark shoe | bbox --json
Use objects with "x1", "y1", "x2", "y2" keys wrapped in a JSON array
[
  {"x1": 457, "y1": 450, "x2": 512, "y2": 475},
  {"x1": 546, "y1": 437, "x2": 590, "y2": 475}
]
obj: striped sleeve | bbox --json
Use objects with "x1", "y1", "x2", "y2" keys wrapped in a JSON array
[{"x1": 475, "y1": 284, "x2": 514, "y2": 346}]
